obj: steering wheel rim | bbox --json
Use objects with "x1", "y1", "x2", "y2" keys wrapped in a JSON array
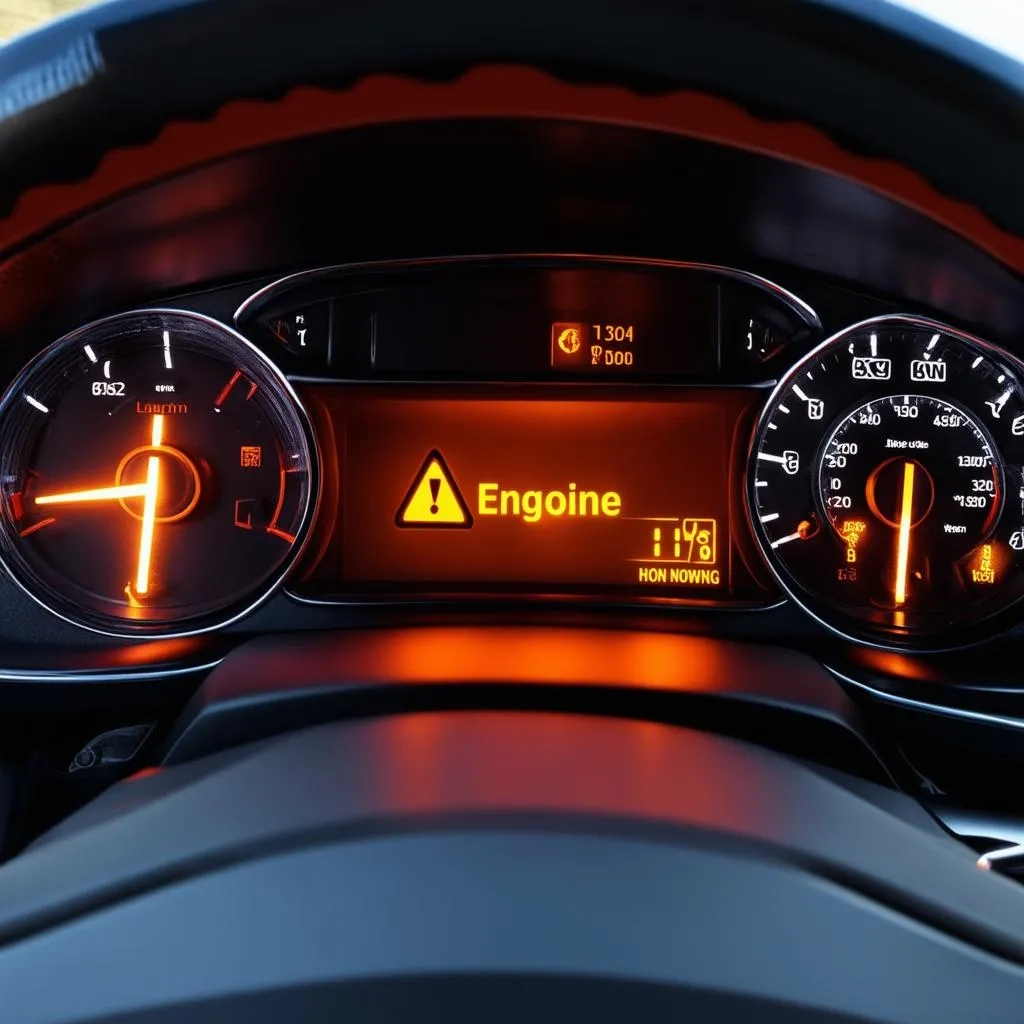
[{"x1": 0, "y1": 0, "x2": 1021, "y2": 255}]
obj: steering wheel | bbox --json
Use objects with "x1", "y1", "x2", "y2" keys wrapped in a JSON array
[
  {"x1": 1, "y1": 0, "x2": 1022, "y2": 256},
  {"x1": 1, "y1": 2, "x2": 1024, "y2": 1022}
]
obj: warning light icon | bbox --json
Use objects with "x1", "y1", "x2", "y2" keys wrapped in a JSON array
[
  {"x1": 557, "y1": 326, "x2": 582, "y2": 355},
  {"x1": 395, "y1": 450, "x2": 474, "y2": 528},
  {"x1": 551, "y1": 322, "x2": 587, "y2": 367}
]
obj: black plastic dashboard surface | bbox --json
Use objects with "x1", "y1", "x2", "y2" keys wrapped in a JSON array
[{"x1": 2, "y1": 712, "x2": 1024, "y2": 1023}]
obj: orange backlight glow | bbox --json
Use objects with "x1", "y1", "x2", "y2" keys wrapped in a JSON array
[
  {"x1": 133, "y1": 414, "x2": 165, "y2": 597},
  {"x1": 894, "y1": 461, "x2": 916, "y2": 606},
  {"x1": 307, "y1": 386, "x2": 760, "y2": 598},
  {"x1": 839, "y1": 519, "x2": 867, "y2": 565},
  {"x1": 233, "y1": 626, "x2": 759, "y2": 694},
  {"x1": 35, "y1": 483, "x2": 148, "y2": 506},
  {"x1": 971, "y1": 543, "x2": 999, "y2": 585}
]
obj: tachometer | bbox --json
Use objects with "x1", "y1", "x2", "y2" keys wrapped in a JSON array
[
  {"x1": 0, "y1": 310, "x2": 317, "y2": 636},
  {"x1": 748, "y1": 316, "x2": 1024, "y2": 647}
]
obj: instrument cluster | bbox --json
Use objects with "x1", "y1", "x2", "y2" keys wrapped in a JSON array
[{"x1": 0, "y1": 256, "x2": 1022, "y2": 654}]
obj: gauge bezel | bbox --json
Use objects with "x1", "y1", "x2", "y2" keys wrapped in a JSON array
[
  {"x1": 746, "y1": 313, "x2": 1024, "y2": 652},
  {"x1": 0, "y1": 308, "x2": 321, "y2": 639}
]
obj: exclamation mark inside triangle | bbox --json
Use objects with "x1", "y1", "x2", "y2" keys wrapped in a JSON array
[{"x1": 395, "y1": 450, "x2": 473, "y2": 528}]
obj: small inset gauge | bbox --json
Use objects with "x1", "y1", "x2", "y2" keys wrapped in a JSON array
[
  {"x1": 0, "y1": 310, "x2": 318, "y2": 636},
  {"x1": 748, "y1": 316, "x2": 1024, "y2": 648}
]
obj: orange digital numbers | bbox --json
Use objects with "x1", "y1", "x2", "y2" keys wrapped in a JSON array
[
  {"x1": 637, "y1": 517, "x2": 720, "y2": 586},
  {"x1": 550, "y1": 321, "x2": 637, "y2": 371}
]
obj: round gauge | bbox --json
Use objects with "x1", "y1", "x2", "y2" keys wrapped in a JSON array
[
  {"x1": 0, "y1": 310, "x2": 317, "y2": 636},
  {"x1": 748, "y1": 315, "x2": 1024, "y2": 648}
]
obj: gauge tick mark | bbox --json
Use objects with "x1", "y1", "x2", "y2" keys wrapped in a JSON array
[
  {"x1": 770, "y1": 531, "x2": 802, "y2": 549},
  {"x1": 19, "y1": 518, "x2": 55, "y2": 538},
  {"x1": 215, "y1": 370, "x2": 259, "y2": 408},
  {"x1": 214, "y1": 370, "x2": 241, "y2": 409}
]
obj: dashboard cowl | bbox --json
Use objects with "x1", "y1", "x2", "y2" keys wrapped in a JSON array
[
  {"x1": 0, "y1": 712, "x2": 1023, "y2": 1022},
  {"x1": 156, "y1": 628, "x2": 888, "y2": 780}
]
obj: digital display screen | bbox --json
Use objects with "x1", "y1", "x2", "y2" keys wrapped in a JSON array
[
  {"x1": 550, "y1": 321, "x2": 644, "y2": 373},
  {"x1": 301, "y1": 386, "x2": 767, "y2": 602},
  {"x1": 357, "y1": 268, "x2": 719, "y2": 378}
]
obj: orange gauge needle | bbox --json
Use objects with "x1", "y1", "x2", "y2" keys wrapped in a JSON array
[
  {"x1": 35, "y1": 483, "x2": 149, "y2": 506},
  {"x1": 894, "y1": 461, "x2": 915, "y2": 606},
  {"x1": 133, "y1": 415, "x2": 164, "y2": 597}
]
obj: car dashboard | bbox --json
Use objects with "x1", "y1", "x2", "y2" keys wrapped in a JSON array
[{"x1": 0, "y1": 110, "x2": 1021, "y2": 878}]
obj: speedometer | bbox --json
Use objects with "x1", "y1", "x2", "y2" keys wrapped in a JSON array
[{"x1": 748, "y1": 315, "x2": 1024, "y2": 648}]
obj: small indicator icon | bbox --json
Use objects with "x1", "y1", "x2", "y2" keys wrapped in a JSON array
[
  {"x1": 234, "y1": 498, "x2": 257, "y2": 530},
  {"x1": 551, "y1": 322, "x2": 587, "y2": 367},
  {"x1": 972, "y1": 543, "x2": 996, "y2": 585},
  {"x1": 396, "y1": 450, "x2": 473, "y2": 528},
  {"x1": 558, "y1": 327, "x2": 582, "y2": 354},
  {"x1": 839, "y1": 518, "x2": 867, "y2": 565},
  {"x1": 240, "y1": 445, "x2": 262, "y2": 468}
]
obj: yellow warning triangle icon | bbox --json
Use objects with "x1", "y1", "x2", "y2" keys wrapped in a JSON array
[{"x1": 395, "y1": 450, "x2": 473, "y2": 529}]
